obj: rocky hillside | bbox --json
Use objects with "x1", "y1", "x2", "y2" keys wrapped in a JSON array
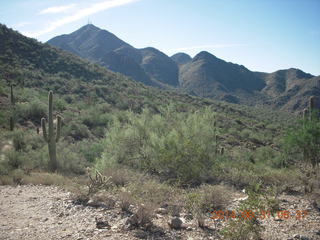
[
  {"x1": 262, "y1": 68, "x2": 320, "y2": 111},
  {"x1": 179, "y1": 51, "x2": 266, "y2": 102}
]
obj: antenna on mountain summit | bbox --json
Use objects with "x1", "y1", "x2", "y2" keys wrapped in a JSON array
[{"x1": 87, "y1": 19, "x2": 92, "y2": 25}]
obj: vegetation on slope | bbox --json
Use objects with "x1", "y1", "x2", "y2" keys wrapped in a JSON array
[{"x1": 0, "y1": 23, "x2": 319, "y2": 240}]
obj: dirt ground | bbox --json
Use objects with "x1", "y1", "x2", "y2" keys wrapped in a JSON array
[{"x1": 0, "y1": 185, "x2": 319, "y2": 240}]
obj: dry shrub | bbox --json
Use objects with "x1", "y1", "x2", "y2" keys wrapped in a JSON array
[
  {"x1": 0, "y1": 171, "x2": 70, "y2": 186},
  {"x1": 185, "y1": 184, "x2": 235, "y2": 219},
  {"x1": 0, "y1": 175, "x2": 14, "y2": 185},
  {"x1": 87, "y1": 170, "x2": 111, "y2": 195},
  {"x1": 260, "y1": 168, "x2": 300, "y2": 189},
  {"x1": 199, "y1": 184, "x2": 234, "y2": 212},
  {"x1": 128, "y1": 177, "x2": 177, "y2": 208},
  {"x1": 91, "y1": 191, "x2": 116, "y2": 208},
  {"x1": 127, "y1": 204, "x2": 154, "y2": 229},
  {"x1": 119, "y1": 191, "x2": 134, "y2": 212},
  {"x1": 23, "y1": 172, "x2": 69, "y2": 186},
  {"x1": 102, "y1": 167, "x2": 133, "y2": 187}
]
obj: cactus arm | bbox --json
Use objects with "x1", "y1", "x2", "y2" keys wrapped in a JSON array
[
  {"x1": 41, "y1": 118, "x2": 48, "y2": 142},
  {"x1": 55, "y1": 115, "x2": 61, "y2": 142}
]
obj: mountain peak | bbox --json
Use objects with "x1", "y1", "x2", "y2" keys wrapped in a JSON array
[
  {"x1": 73, "y1": 24, "x2": 102, "y2": 35},
  {"x1": 272, "y1": 68, "x2": 314, "y2": 79},
  {"x1": 193, "y1": 51, "x2": 218, "y2": 62},
  {"x1": 171, "y1": 52, "x2": 191, "y2": 65},
  {"x1": 83, "y1": 23, "x2": 100, "y2": 30}
]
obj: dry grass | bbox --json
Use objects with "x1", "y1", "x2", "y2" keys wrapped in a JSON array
[
  {"x1": 119, "y1": 191, "x2": 134, "y2": 212},
  {"x1": 0, "y1": 170, "x2": 72, "y2": 186},
  {"x1": 127, "y1": 204, "x2": 154, "y2": 229}
]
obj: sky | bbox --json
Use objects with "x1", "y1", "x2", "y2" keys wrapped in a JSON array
[{"x1": 1, "y1": 0, "x2": 320, "y2": 75}]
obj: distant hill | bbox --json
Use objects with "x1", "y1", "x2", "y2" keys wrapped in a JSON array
[
  {"x1": 140, "y1": 47, "x2": 179, "y2": 87},
  {"x1": 48, "y1": 24, "x2": 178, "y2": 87},
  {"x1": 171, "y1": 52, "x2": 192, "y2": 65},
  {"x1": 47, "y1": 24, "x2": 319, "y2": 112},
  {"x1": 0, "y1": 23, "x2": 298, "y2": 153},
  {"x1": 0, "y1": 23, "x2": 215, "y2": 115},
  {"x1": 48, "y1": 24, "x2": 131, "y2": 61},
  {"x1": 261, "y1": 69, "x2": 320, "y2": 111},
  {"x1": 179, "y1": 51, "x2": 266, "y2": 102}
]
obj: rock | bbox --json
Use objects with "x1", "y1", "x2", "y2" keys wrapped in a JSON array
[
  {"x1": 169, "y1": 217, "x2": 183, "y2": 230},
  {"x1": 155, "y1": 208, "x2": 168, "y2": 215},
  {"x1": 170, "y1": 205, "x2": 181, "y2": 217},
  {"x1": 293, "y1": 234, "x2": 310, "y2": 240},
  {"x1": 134, "y1": 230, "x2": 148, "y2": 239},
  {"x1": 95, "y1": 217, "x2": 110, "y2": 229},
  {"x1": 300, "y1": 237, "x2": 310, "y2": 240},
  {"x1": 312, "y1": 200, "x2": 320, "y2": 212},
  {"x1": 185, "y1": 213, "x2": 193, "y2": 220}
]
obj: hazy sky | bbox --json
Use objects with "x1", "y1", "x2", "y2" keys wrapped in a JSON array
[{"x1": 1, "y1": 0, "x2": 320, "y2": 75}]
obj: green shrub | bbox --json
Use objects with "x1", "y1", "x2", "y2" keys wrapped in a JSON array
[
  {"x1": 76, "y1": 140, "x2": 104, "y2": 163},
  {"x1": 284, "y1": 118, "x2": 320, "y2": 167},
  {"x1": 9, "y1": 129, "x2": 27, "y2": 151},
  {"x1": 56, "y1": 141, "x2": 88, "y2": 174},
  {"x1": 63, "y1": 121, "x2": 91, "y2": 140},
  {"x1": 14, "y1": 100, "x2": 46, "y2": 124},
  {"x1": 54, "y1": 98, "x2": 67, "y2": 111},
  {"x1": 97, "y1": 106, "x2": 220, "y2": 185},
  {"x1": 5, "y1": 150, "x2": 24, "y2": 169}
]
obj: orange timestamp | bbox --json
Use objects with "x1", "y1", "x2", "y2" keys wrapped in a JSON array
[{"x1": 210, "y1": 209, "x2": 308, "y2": 221}]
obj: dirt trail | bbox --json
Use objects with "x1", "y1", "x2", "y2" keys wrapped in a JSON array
[
  {"x1": 0, "y1": 185, "x2": 131, "y2": 240},
  {"x1": 0, "y1": 185, "x2": 320, "y2": 240}
]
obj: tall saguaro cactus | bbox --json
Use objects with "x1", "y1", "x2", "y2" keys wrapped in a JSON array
[
  {"x1": 303, "y1": 96, "x2": 319, "y2": 123},
  {"x1": 10, "y1": 84, "x2": 14, "y2": 131},
  {"x1": 41, "y1": 91, "x2": 61, "y2": 172},
  {"x1": 309, "y1": 96, "x2": 319, "y2": 121}
]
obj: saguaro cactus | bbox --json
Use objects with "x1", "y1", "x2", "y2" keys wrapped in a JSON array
[
  {"x1": 10, "y1": 84, "x2": 15, "y2": 131},
  {"x1": 41, "y1": 91, "x2": 61, "y2": 172},
  {"x1": 302, "y1": 108, "x2": 308, "y2": 128},
  {"x1": 309, "y1": 96, "x2": 319, "y2": 120}
]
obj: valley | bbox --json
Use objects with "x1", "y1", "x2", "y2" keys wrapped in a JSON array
[{"x1": 0, "y1": 22, "x2": 319, "y2": 240}]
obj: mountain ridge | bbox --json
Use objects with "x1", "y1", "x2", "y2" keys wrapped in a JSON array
[{"x1": 47, "y1": 24, "x2": 319, "y2": 112}]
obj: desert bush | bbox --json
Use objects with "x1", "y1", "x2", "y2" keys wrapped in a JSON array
[
  {"x1": 76, "y1": 139, "x2": 104, "y2": 163},
  {"x1": 102, "y1": 167, "x2": 134, "y2": 187},
  {"x1": 81, "y1": 107, "x2": 110, "y2": 128},
  {"x1": 253, "y1": 146, "x2": 285, "y2": 168},
  {"x1": 119, "y1": 191, "x2": 134, "y2": 212},
  {"x1": 128, "y1": 178, "x2": 176, "y2": 207},
  {"x1": 54, "y1": 98, "x2": 67, "y2": 111},
  {"x1": 0, "y1": 160, "x2": 10, "y2": 175},
  {"x1": 56, "y1": 141, "x2": 88, "y2": 174},
  {"x1": 284, "y1": 118, "x2": 320, "y2": 167},
  {"x1": 14, "y1": 100, "x2": 46, "y2": 124},
  {"x1": 9, "y1": 129, "x2": 27, "y2": 151},
  {"x1": 127, "y1": 204, "x2": 154, "y2": 229},
  {"x1": 97, "y1": 105, "x2": 220, "y2": 185},
  {"x1": 22, "y1": 172, "x2": 70, "y2": 186},
  {"x1": 221, "y1": 183, "x2": 277, "y2": 240},
  {"x1": 5, "y1": 150, "x2": 24, "y2": 169},
  {"x1": 63, "y1": 121, "x2": 91, "y2": 140},
  {"x1": 240, "y1": 128, "x2": 251, "y2": 139},
  {"x1": 185, "y1": 184, "x2": 234, "y2": 217}
]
